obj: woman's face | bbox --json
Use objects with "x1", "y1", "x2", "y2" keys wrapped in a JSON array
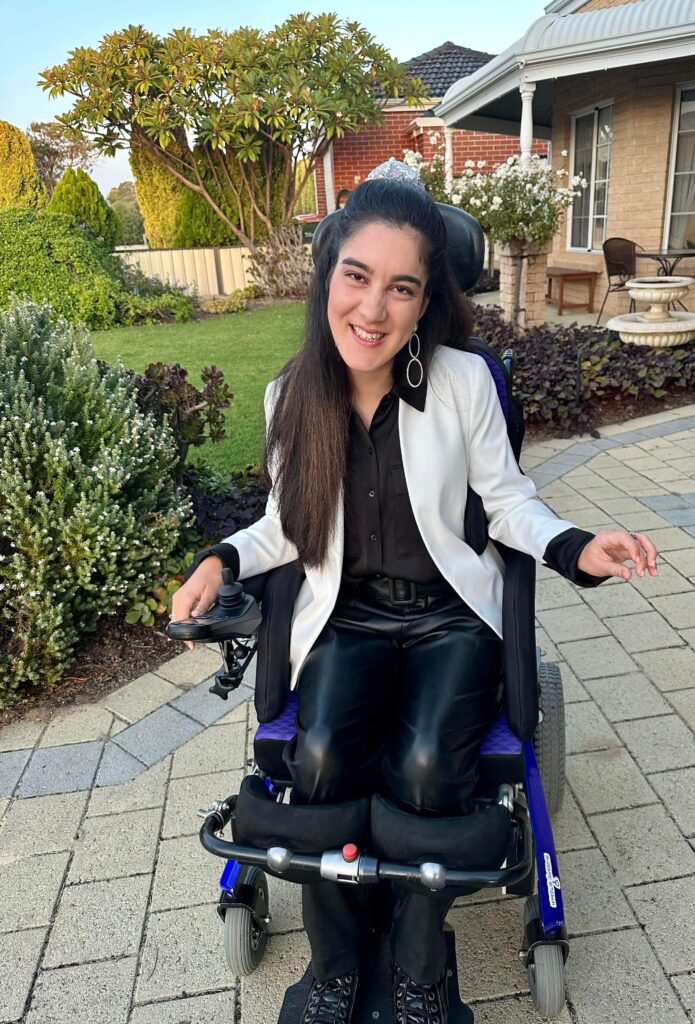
[{"x1": 327, "y1": 221, "x2": 430, "y2": 385}]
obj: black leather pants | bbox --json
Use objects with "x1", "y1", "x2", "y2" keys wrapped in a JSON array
[{"x1": 283, "y1": 582, "x2": 503, "y2": 984}]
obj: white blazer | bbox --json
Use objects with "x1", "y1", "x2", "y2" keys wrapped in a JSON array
[{"x1": 226, "y1": 347, "x2": 575, "y2": 689}]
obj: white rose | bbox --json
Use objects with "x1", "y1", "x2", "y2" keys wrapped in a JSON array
[{"x1": 451, "y1": 193, "x2": 462, "y2": 206}]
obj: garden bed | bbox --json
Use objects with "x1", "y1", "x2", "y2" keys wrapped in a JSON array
[{"x1": 0, "y1": 611, "x2": 186, "y2": 728}]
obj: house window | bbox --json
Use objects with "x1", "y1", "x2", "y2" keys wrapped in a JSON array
[
  {"x1": 569, "y1": 104, "x2": 613, "y2": 251},
  {"x1": 666, "y1": 87, "x2": 695, "y2": 249}
]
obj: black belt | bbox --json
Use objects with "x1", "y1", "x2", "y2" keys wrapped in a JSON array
[{"x1": 339, "y1": 575, "x2": 455, "y2": 606}]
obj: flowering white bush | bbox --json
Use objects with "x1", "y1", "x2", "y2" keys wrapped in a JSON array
[
  {"x1": 0, "y1": 299, "x2": 192, "y2": 703},
  {"x1": 403, "y1": 137, "x2": 451, "y2": 203},
  {"x1": 452, "y1": 154, "x2": 586, "y2": 249}
]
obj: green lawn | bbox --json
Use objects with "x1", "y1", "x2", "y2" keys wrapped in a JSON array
[{"x1": 94, "y1": 302, "x2": 305, "y2": 471}]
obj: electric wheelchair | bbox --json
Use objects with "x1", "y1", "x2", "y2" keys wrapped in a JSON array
[{"x1": 167, "y1": 208, "x2": 570, "y2": 1022}]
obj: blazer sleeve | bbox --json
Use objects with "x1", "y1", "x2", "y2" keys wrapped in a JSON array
[
  {"x1": 461, "y1": 357, "x2": 578, "y2": 563},
  {"x1": 220, "y1": 380, "x2": 299, "y2": 580}
]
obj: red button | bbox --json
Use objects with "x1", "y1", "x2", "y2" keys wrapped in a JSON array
[{"x1": 342, "y1": 843, "x2": 359, "y2": 862}]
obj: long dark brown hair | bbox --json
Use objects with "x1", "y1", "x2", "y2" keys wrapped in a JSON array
[{"x1": 263, "y1": 178, "x2": 474, "y2": 568}]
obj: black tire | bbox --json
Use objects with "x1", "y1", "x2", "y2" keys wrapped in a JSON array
[
  {"x1": 535, "y1": 661, "x2": 565, "y2": 815},
  {"x1": 523, "y1": 896, "x2": 566, "y2": 1018},
  {"x1": 223, "y1": 868, "x2": 269, "y2": 977}
]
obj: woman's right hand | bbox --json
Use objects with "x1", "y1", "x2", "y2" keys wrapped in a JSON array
[{"x1": 170, "y1": 555, "x2": 224, "y2": 649}]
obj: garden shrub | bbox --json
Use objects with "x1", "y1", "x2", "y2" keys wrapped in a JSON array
[
  {"x1": 124, "y1": 362, "x2": 233, "y2": 478},
  {"x1": 246, "y1": 224, "x2": 313, "y2": 299},
  {"x1": 48, "y1": 167, "x2": 121, "y2": 249},
  {"x1": 185, "y1": 464, "x2": 268, "y2": 544},
  {"x1": 473, "y1": 304, "x2": 695, "y2": 435},
  {"x1": 0, "y1": 209, "x2": 194, "y2": 330},
  {"x1": 0, "y1": 299, "x2": 192, "y2": 705},
  {"x1": 0, "y1": 120, "x2": 47, "y2": 211},
  {"x1": 199, "y1": 286, "x2": 260, "y2": 315}
]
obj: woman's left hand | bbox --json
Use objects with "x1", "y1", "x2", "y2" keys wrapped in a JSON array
[{"x1": 577, "y1": 530, "x2": 658, "y2": 581}]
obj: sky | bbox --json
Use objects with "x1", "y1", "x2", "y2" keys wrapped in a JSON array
[{"x1": 0, "y1": 0, "x2": 549, "y2": 194}]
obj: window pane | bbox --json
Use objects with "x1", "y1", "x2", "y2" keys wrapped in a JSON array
[
  {"x1": 675, "y1": 132, "x2": 695, "y2": 174},
  {"x1": 573, "y1": 114, "x2": 594, "y2": 181},
  {"x1": 679, "y1": 89, "x2": 695, "y2": 132},
  {"x1": 598, "y1": 106, "x2": 613, "y2": 145},
  {"x1": 668, "y1": 213, "x2": 695, "y2": 249},
  {"x1": 572, "y1": 216, "x2": 589, "y2": 248},
  {"x1": 594, "y1": 181, "x2": 607, "y2": 217},
  {"x1": 672, "y1": 171, "x2": 695, "y2": 214},
  {"x1": 592, "y1": 217, "x2": 606, "y2": 250},
  {"x1": 596, "y1": 145, "x2": 610, "y2": 182}
]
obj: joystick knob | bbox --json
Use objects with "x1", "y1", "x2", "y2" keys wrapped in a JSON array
[{"x1": 218, "y1": 569, "x2": 245, "y2": 610}]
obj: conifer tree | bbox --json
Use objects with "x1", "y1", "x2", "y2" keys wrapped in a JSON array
[
  {"x1": 47, "y1": 167, "x2": 121, "y2": 248},
  {"x1": 0, "y1": 120, "x2": 47, "y2": 211}
]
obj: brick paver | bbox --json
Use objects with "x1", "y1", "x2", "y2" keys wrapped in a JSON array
[{"x1": 1, "y1": 406, "x2": 695, "y2": 1023}]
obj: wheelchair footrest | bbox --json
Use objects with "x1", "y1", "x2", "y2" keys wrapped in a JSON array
[{"x1": 276, "y1": 931, "x2": 473, "y2": 1023}]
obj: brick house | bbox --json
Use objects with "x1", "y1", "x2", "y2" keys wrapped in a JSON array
[
  {"x1": 314, "y1": 42, "x2": 548, "y2": 216},
  {"x1": 437, "y1": 0, "x2": 695, "y2": 321}
]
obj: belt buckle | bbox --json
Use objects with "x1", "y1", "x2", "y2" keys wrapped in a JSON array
[{"x1": 388, "y1": 578, "x2": 418, "y2": 605}]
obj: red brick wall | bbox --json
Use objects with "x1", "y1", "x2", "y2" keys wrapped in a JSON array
[{"x1": 316, "y1": 110, "x2": 548, "y2": 214}]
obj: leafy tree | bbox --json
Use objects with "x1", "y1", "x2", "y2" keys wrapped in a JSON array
[
  {"x1": 40, "y1": 15, "x2": 427, "y2": 251},
  {"x1": 0, "y1": 120, "x2": 47, "y2": 211},
  {"x1": 27, "y1": 121, "x2": 95, "y2": 196},
  {"x1": 48, "y1": 167, "x2": 121, "y2": 248},
  {"x1": 107, "y1": 180, "x2": 144, "y2": 245}
]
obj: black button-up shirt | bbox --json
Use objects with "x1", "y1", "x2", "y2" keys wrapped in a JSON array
[{"x1": 343, "y1": 373, "x2": 442, "y2": 582}]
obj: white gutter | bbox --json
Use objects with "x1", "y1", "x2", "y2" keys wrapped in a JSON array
[{"x1": 438, "y1": 3, "x2": 695, "y2": 126}]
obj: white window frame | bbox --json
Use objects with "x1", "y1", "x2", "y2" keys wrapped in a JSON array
[
  {"x1": 567, "y1": 100, "x2": 613, "y2": 253},
  {"x1": 663, "y1": 81, "x2": 695, "y2": 249}
]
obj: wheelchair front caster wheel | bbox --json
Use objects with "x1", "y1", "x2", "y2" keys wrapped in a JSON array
[
  {"x1": 224, "y1": 867, "x2": 269, "y2": 976},
  {"x1": 524, "y1": 896, "x2": 566, "y2": 1018}
]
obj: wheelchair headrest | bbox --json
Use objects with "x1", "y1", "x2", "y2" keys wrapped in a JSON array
[{"x1": 311, "y1": 203, "x2": 485, "y2": 293}]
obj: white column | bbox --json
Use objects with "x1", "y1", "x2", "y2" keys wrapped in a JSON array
[
  {"x1": 444, "y1": 127, "x2": 454, "y2": 193},
  {"x1": 323, "y1": 144, "x2": 335, "y2": 213},
  {"x1": 520, "y1": 82, "x2": 536, "y2": 168}
]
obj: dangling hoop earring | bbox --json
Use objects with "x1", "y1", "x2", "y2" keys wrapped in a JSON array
[{"x1": 406, "y1": 324, "x2": 424, "y2": 388}]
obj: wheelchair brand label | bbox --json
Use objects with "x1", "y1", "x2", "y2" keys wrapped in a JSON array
[{"x1": 543, "y1": 853, "x2": 561, "y2": 908}]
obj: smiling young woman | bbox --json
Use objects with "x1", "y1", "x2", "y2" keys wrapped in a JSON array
[{"x1": 172, "y1": 164, "x2": 657, "y2": 1024}]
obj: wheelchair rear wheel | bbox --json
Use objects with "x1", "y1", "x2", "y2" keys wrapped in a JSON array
[
  {"x1": 535, "y1": 661, "x2": 565, "y2": 815},
  {"x1": 524, "y1": 895, "x2": 566, "y2": 1017},
  {"x1": 223, "y1": 867, "x2": 269, "y2": 976}
]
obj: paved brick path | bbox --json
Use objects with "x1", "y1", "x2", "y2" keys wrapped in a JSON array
[{"x1": 1, "y1": 405, "x2": 695, "y2": 1024}]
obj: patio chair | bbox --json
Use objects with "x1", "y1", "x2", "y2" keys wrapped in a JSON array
[{"x1": 596, "y1": 236, "x2": 641, "y2": 324}]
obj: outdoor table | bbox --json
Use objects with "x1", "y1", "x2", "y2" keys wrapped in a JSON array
[
  {"x1": 545, "y1": 266, "x2": 600, "y2": 316},
  {"x1": 639, "y1": 248, "x2": 695, "y2": 276}
]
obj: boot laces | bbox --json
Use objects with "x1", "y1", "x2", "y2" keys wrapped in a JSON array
[
  {"x1": 303, "y1": 973, "x2": 356, "y2": 1024},
  {"x1": 394, "y1": 969, "x2": 445, "y2": 1024}
]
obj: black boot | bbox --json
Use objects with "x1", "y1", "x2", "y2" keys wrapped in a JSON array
[
  {"x1": 301, "y1": 971, "x2": 358, "y2": 1024},
  {"x1": 393, "y1": 963, "x2": 448, "y2": 1024}
]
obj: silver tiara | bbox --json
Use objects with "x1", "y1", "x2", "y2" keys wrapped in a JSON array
[{"x1": 366, "y1": 158, "x2": 427, "y2": 193}]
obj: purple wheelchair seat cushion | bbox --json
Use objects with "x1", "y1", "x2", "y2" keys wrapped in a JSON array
[{"x1": 253, "y1": 691, "x2": 525, "y2": 784}]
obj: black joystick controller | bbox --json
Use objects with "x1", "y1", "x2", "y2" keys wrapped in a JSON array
[{"x1": 166, "y1": 568, "x2": 262, "y2": 642}]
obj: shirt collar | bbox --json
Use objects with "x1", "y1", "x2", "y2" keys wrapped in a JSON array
[{"x1": 393, "y1": 368, "x2": 427, "y2": 412}]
